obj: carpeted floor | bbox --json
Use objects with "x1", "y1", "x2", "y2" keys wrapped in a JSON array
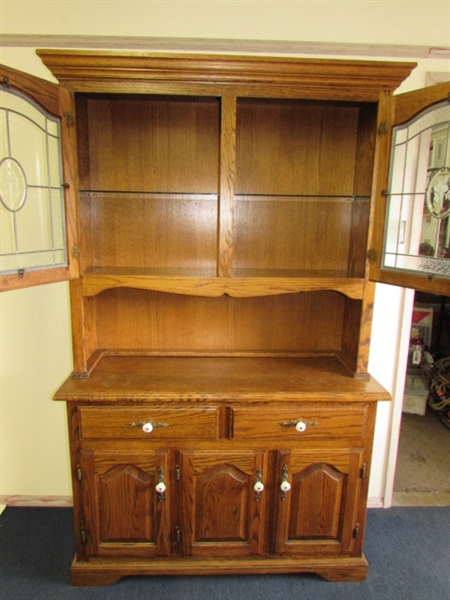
[
  {"x1": 0, "y1": 506, "x2": 449, "y2": 600},
  {"x1": 393, "y1": 407, "x2": 450, "y2": 506}
]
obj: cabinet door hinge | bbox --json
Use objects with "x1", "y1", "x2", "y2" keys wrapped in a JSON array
[
  {"x1": 353, "y1": 523, "x2": 360, "y2": 539},
  {"x1": 65, "y1": 112, "x2": 76, "y2": 127},
  {"x1": 80, "y1": 527, "x2": 87, "y2": 544},
  {"x1": 367, "y1": 248, "x2": 378, "y2": 262},
  {"x1": 175, "y1": 464, "x2": 181, "y2": 481},
  {"x1": 228, "y1": 407, "x2": 234, "y2": 439},
  {"x1": 377, "y1": 121, "x2": 388, "y2": 136},
  {"x1": 76, "y1": 464, "x2": 82, "y2": 481},
  {"x1": 360, "y1": 462, "x2": 366, "y2": 480},
  {"x1": 175, "y1": 526, "x2": 181, "y2": 543}
]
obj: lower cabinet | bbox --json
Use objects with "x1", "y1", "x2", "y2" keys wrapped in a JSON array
[{"x1": 69, "y1": 400, "x2": 376, "y2": 585}]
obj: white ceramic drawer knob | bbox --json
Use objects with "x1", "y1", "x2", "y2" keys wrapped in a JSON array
[
  {"x1": 254, "y1": 481, "x2": 264, "y2": 494},
  {"x1": 280, "y1": 480, "x2": 291, "y2": 493},
  {"x1": 142, "y1": 422, "x2": 153, "y2": 433},
  {"x1": 155, "y1": 482, "x2": 166, "y2": 494},
  {"x1": 295, "y1": 421, "x2": 307, "y2": 432}
]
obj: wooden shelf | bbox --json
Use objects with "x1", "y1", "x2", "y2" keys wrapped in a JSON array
[
  {"x1": 54, "y1": 354, "x2": 390, "y2": 401},
  {"x1": 81, "y1": 267, "x2": 365, "y2": 299}
]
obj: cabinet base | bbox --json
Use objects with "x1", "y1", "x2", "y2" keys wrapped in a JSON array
[{"x1": 70, "y1": 554, "x2": 368, "y2": 586}]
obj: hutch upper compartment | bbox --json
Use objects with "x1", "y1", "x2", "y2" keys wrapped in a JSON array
[
  {"x1": 36, "y1": 51, "x2": 415, "y2": 376},
  {"x1": 36, "y1": 51, "x2": 414, "y2": 287}
]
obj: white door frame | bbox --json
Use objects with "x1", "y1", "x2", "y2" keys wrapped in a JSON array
[{"x1": 383, "y1": 286, "x2": 416, "y2": 507}]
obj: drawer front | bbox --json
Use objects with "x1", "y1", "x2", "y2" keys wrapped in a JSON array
[
  {"x1": 79, "y1": 406, "x2": 219, "y2": 440},
  {"x1": 232, "y1": 404, "x2": 367, "y2": 440}
]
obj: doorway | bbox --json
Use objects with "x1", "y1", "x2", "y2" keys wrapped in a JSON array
[{"x1": 392, "y1": 292, "x2": 450, "y2": 506}]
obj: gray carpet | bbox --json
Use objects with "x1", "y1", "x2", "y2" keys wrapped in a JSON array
[{"x1": 0, "y1": 506, "x2": 449, "y2": 599}]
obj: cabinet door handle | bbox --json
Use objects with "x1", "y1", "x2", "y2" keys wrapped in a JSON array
[
  {"x1": 128, "y1": 421, "x2": 169, "y2": 433},
  {"x1": 280, "y1": 465, "x2": 291, "y2": 500},
  {"x1": 254, "y1": 466, "x2": 264, "y2": 501},
  {"x1": 155, "y1": 466, "x2": 166, "y2": 502},
  {"x1": 280, "y1": 419, "x2": 318, "y2": 432}
]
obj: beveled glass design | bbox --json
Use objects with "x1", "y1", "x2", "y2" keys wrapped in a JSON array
[
  {"x1": 0, "y1": 88, "x2": 67, "y2": 275},
  {"x1": 383, "y1": 101, "x2": 450, "y2": 278}
]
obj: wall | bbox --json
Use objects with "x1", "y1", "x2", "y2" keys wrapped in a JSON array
[{"x1": 1, "y1": 1, "x2": 449, "y2": 508}]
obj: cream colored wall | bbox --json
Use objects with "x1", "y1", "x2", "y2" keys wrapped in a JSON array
[
  {"x1": 1, "y1": 283, "x2": 73, "y2": 505},
  {"x1": 1, "y1": 1, "x2": 449, "y2": 507},
  {"x1": 1, "y1": 0, "x2": 449, "y2": 46}
]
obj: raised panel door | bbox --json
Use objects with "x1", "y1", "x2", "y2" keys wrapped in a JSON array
[
  {"x1": 181, "y1": 450, "x2": 267, "y2": 557},
  {"x1": 275, "y1": 448, "x2": 363, "y2": 556},
  {"x1": 79, "y1": 449, "x2": 170, "y2": 558}
]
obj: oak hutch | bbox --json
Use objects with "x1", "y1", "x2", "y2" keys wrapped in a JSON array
[{"x1": 1, "y1": 51, "x2": 449, "y2": 585}]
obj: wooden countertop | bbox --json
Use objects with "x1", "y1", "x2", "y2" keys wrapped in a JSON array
[{"x1": 54, "y1": 355, "x2": 391, "y2": 403}]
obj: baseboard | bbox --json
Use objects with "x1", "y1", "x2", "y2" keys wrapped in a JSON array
[
  {"x1": 367, "y1": 497, "x2": 384, "y2": 508},
  {"x1": 0, "y1": 495, "x2": 73, "y2": 508}
]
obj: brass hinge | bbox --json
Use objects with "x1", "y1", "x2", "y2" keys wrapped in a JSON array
[
  {"x1": 71, "y1": 245, "x2": 81, "y2": 259},
  {"x1": 76, "y1": 464, "x2": 82, "y2": 481},
  {"x1": 377, "y1": 121, "x2": 388, "y2": 136},
  {"x1": 353, "y1": 523, "x2": 360, "y2": 539},
  {"x1": 1, "y1": 76, "x2": 10, "y2": 88},
  {"x1": 175, "y1": 526, "x2": 181, "y2": 543},
  {"x1": 228, "y1": 407, "x2": 234, "y2": 439},
  {"x1": 175, "y1": 464, "x2": 181, "y2": 481},
  {"x1": 360, "y1": 462, "x2": 366, "y2": 480},
  {"x1": 65, "y1": 112, "x2": 75, "y2": 127},
  {"x1": 367, "y1": 248, "x2": 378, "y2": 262},
  {"x1": 80, "y1": 527, "x2": 87, "y2": 544}
]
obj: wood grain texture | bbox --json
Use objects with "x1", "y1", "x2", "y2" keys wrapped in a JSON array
[
  {"x1": 0, "y1": 63, "x2": 61, "y2": 116},
  {"x1": 40, "y1": 52, "x2": 417, "y2": 585},
  {"x1": 54, "y1": 355, "x2": 390, "y2": 402},
  {"x1": 393, "y1": 81, "x2": 450, "y2": 125},
  {"x1": 275, "y1": 449, "x2": 363, "y2": 556},
  {"x1": 84, "y1": 96, "x2": 219, "y2": 193},
  {"x1": 69, "y1": 553, "x2": 369, "y2": 585},
  {"x1": 80, "y1": 449, "x2": 170, "y2": 558},
  {"x1": 218, "y1": 96, "x2": 237, "y2": 277},
  {"x1": 231, "y1": 404, "x2": 367, "y2": 440},
  {"x1": 37, "y1": 50, "x2": 414, "y2": 101},
  {"x1": 81, "y1": 270, "x2": 365, "y2": 299},
  {"x1": 90, "y1": 289, "x2": 347, "y2": 356},
  {"x1": 79, "y1": 406, "x2": 219, "y2": 440},
  {"x1": 181, "y1": 450, "x2": 267, "y2": 557}
]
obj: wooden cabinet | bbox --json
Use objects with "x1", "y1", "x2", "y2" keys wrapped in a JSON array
[{"x1": 2, "y1": 51, "x2": 448, "y2": 585}]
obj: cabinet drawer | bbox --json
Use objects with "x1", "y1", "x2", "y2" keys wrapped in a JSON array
[
  {"x1": 232, "y1": 404, "x2": 367, "y2": 440},
  {"x1": 79, "y1": 406, "x2": 219, "y2": 440}
]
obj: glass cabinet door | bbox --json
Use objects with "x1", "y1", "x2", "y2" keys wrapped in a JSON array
[
  {"x1": 0, "y1": 87, "x2": 67, "y2": 275},
  {"x1": 370, "y1": 82, "x2": 450, "y2": 296},
  {"x1": 383, "y1": 100, "x2": 450, "y2": 280},
  {"x1": 0, "y1": 63, "x2": 77, "y2": 291}
]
